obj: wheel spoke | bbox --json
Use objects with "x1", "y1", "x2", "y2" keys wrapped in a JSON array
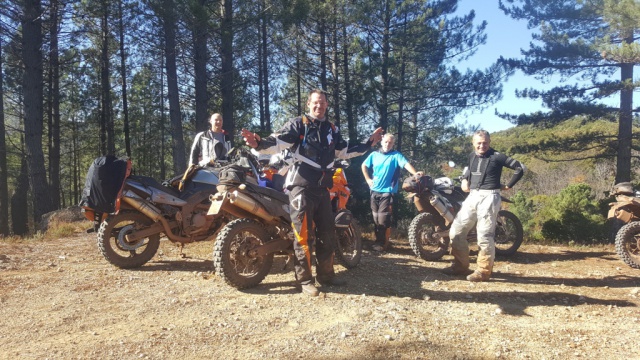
[
  {"x1": 214, "y1": 218, "x2": 275, "y2": 289},
  {"x1": 334, "y1": 221, "x2": 362, "y2": 268},
  {"x1": 229, "y1": 232, "x2": 261, "y2": 275},
  {"x1": 97, "y1": 212, "x2": 160, "y2": 269},
  {"x1": 409, "y1": 213, "x2": 449, "y2": 261}
]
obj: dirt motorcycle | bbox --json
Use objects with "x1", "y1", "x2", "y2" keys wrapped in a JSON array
[
  {"x1": 404, "y1": 173, "x2": 523, "y2": 261},
  {"x1": 209, "y1": 148, "x2": 362, "y2": 289},
  {"x1": 607, "y1": 182, "x2": 640, "y2": 269},
  {"x1": 257, "y1": 150, "x2": 362, "y2": 268},
  {"x1": 329, "y1": 163, "x2": 363, "y2": 267},
  {"x1": 81, "y1": 156, "x2": 228, "y2": 269}
]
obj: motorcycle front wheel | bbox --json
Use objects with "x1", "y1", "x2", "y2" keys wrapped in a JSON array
[
  {"x1": 408, "y1": 212, "x2": 449, "y2": 261},
  {"x1": 615, "y1": 221, "x2": 640, "y2": 269},
  {"x1": 213, "y1": 218, "x2": 275, "y2": 289},
  {"x1": 494, "y1": 210, "x2": 524, "y2": 256},
  {"x1": 97, "y1": 211, "x2": 160, "y2": 269},
  {"x1": 335, "y1": 218, "x2": 362, "y2": 269}
]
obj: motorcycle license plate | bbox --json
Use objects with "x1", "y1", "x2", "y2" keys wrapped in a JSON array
[{"x1": 208, "y1": 198, "x2": 226, "y2": 215}]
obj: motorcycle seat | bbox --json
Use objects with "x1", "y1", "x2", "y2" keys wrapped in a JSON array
[
  {"x1": 250, "y1": 182, "x2": 290, "y2": 204},
  {"x1": 129, "y1": 175, "x2": 181, "y2": 198}
]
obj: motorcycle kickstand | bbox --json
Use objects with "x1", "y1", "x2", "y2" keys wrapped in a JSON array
[
  {"x1": 178, "y1": 243, "x2": 186, "y2": 258},
  {"x1": 282, "y1": 254, "x2": 294, "y2": 271}
]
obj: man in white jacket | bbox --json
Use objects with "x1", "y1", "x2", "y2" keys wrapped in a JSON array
[{"x1": 189, "y1": 113, "x2": 231, "y2": 166}]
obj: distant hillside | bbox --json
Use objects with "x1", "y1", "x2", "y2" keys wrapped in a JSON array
[{"x1": 487, "y1": 117, "x2": 638, "y2": 199}]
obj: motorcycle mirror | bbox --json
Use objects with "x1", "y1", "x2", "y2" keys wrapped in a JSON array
[
  {"x1": 448, "y1": 161, "x2": 456, "y2": 168},
  {"x1": 269, "y1": 152, "x2": 284, "y2": 166}
]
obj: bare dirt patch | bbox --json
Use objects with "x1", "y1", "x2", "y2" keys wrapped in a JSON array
[{"x1": 1, "y1": 230, "x2": 639, "y2": 359}]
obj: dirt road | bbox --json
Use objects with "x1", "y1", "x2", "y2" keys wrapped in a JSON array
[{"x1": 1, "y1": 230, "x2": 639, "y2": 359}]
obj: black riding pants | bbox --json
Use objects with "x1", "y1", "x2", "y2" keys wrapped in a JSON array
[
  {"x1": 370, "y1": 191, "x2": 394, "y2": 245},
  {"x1": 289, "y1": 186, "x2": 336, "y2": 285}
]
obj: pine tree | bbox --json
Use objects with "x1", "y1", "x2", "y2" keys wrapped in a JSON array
[
  {"x1": 499, "y1": 0, "x2": 640, "y2": 183},
  {"x1": 22, "y1": 0, "x2": 55, "y2": 222}
]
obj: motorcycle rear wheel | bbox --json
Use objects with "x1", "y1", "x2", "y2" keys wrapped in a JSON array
[
  {"x1": 408, "y1": 212, "x2": 449, "y2": 261},
  {"x1": 615, "y1": 221, "x2": 640, "y2": 269},
  {"x1": 214, "y1": 218, "x2": 275, "y2": 289},
  {"x1": 494, "y1": 210, "x2": 524, "y2": 256},
  {"x1": 97, "y1": 211, "x2": 160, "y2": 269},
  {"x1": 335, "y1": 218, "x2": 362, "y2": 269}
]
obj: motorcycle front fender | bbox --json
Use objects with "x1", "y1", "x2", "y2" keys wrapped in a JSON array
[{"x1": 334, "y1": 209, "x2": 353, "y2": 228}]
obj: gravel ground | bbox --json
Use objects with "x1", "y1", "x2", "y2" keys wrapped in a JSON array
[{"x1": 1, "y1": 228, "x2": 639, "y2": 360}]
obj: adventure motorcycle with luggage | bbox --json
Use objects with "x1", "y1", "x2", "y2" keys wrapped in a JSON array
[
  {"x1": 404, "y1": 171, "x2": 523, "y2": 261},
  {"x1": 209, "y1": 147, "x2": 362, "y2": 289},
  {"x1": 607, "y1": 182, "x2": 640, "y2": 269},
  {"x1": 80, "y1": 155, "x2": 228, "y2": 269}
]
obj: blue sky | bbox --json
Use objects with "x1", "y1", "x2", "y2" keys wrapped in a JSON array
[{"x1": 453, "y1": 0, "x2": 550, "y2": 133}]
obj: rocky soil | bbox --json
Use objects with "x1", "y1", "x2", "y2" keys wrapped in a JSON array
[{"x1": 1, "y1": 227, "x2": 639, "y2": 359}]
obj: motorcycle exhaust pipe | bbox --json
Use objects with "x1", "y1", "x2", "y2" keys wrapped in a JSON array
[
  {"x1": 429, "y1": 195, "x2": 455, "y2": 224},
  {"x1": 122, "y1": 190, "x2": 163, "y2": 221},
  {"x1": 229, "y1": 190, "x2": 279, "y2": 223},
  {"x1": 122, "y1": 190, "x2": 194, "y2": 243}
]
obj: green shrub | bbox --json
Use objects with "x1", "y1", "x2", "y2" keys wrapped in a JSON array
[
  {"x1": 538, "y1": 183, "x2": 606, "y2": 244},
  {"x1": 509, "y1": 191, "x2": 536, "y2": 240}
]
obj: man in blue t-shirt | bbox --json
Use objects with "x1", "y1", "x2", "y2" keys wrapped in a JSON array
[{"x1": 362, "y1": 134, "x2": 422, "y2": 251}]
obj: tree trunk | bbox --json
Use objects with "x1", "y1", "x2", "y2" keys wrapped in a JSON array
[
  {"x1": 48, "y1": 0, "x2": 61, "y2": 209},
  {"x1": 72, "y1": 112, "x2": 79, "y2": 205},
  {"x1": 396, "y1": 16, "x2": 407, "y2": 153},
  {"x1": 0, "y1": 35, "x2": 8, "y2": 235},
  {"x1": 160, "y1": 52, "x2": 167, "y2": 180},
  {"x1": 319, "y1": 18, "x2": 327, "y2": 90},
  {"x1": 192, "y1": 0, "x2": 209, "y2": 133},
  {"x1": 163, "y1": 0, "x2": 186, "y2": 173},
  {"x1": 261, "y1": 3, "x2": 271, "y2": 133},
  {"x1": 410, "y1": 86, "x2": 419, "y2": 160},
  {"x1": 11, "y1": 155, "x2": 29, "y2": 236},
  {"x1": 258, "y1": 17, "x2": 265, "y2": 131},
  {"x1": 22, "y1": 0, "x2": 54, "y2": 222},
  {"x1": 330, "y1": 12, "x2": 340, "y2": 128},
  {"x1": 119, "y1": 0, "x2": 132, "y2": 158},
  {"x1": 397, "y1": 57, "x2": 405, "y2": 153},
  {"x1": 101, "y1": 0, "x2": 115, "y2": 155},
  {"x1": 617, "y1": 61, "x2": 633, "y2": 183},
  {"x1": 379, "y1": 0, "x2": 391, "y2": 131},
  {"x1": 342, "y1": 19, "x2": 356, "y2": 141},
  {"x1": 615, "y1": 29, "x2": 634, "y2": 184},
  {"x1": 296, "y1": 31, "x2": 302, "y2": 115},
  {"x1": 70, "y1": 71, "x2": 80, "y2": 206},
  {"x1": 409, "y1": 67, "x2": 419, "y2": 159},
  {"x1": 220, "y1": 0, "x2": 234, "y2": 141}
]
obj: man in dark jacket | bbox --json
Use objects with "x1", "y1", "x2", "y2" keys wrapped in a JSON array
[
  {"x1": 189, "y1": 113, "x2": 231, "y2": 166},
  {"x1": 241, "y1": 89, "x2": 383, "y2": 296},
  {"x1": 443, "y1": 130, "x2": 525, "y2": 282}
]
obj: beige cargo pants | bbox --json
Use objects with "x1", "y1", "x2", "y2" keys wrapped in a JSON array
[{"x1": 448, "y1": 189, "x2": 501, "y2": 277}]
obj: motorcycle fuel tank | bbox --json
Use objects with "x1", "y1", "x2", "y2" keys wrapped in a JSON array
[{"x1": 192, "y1": 168, "x2": 220, "y2": 185}]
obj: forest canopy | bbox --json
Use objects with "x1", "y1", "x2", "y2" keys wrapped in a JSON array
[{"x1": 1, "y1": 0, "x2": 638, "y2": 236}]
